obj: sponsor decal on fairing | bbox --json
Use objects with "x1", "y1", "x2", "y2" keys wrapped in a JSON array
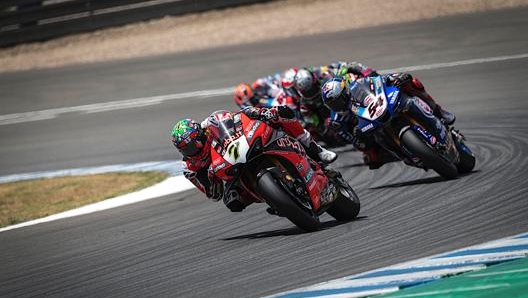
[
  {"x1": 304, "y1": 168, "x2": 314, "y2": 184},
  {"x1": 276, "y1": 137, "x2": 305, "y2": 154},
  {"x1": 246, "y1": 121, "x2": 261, "y2": 140},
  {"x1": 414, "y1": 125, "x2": 437, "y2": 145},
  {"x1": 388, "y1": 90, "x2": 400, "y2": 104},
  {"x1": 213, "y1": 162, "x2": 227, "y2": 172},
  {"x1": 223, "y1": 136, "x2": 249, "y2": 164},
  {"x1": 361, "y1": 123, "x2": 374, "y2": 132},
  {"x1": 415, "y1": 98, "x2": 434, "y2": 116}
]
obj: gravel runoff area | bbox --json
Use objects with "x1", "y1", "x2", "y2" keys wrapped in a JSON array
[{"x1": 0, "y1": 0, "x2": 527, "y2": 73}]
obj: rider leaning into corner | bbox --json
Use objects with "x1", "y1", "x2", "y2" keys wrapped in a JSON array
[
  {"x1": 321, "y1": 71, "x2": 456, "y2": 169},
  {"x1": 232, "y1": 61, "x2": 378, "y2": 145},
  {"x1": 170, "y1": 106, "x2": 337, "y2": 212},
  {"x1": 233, "y1": 68, "x2": 300, "y2": 110},
  {"x1": 293, "y1": 61, "x2": 376, "y2": 143}
]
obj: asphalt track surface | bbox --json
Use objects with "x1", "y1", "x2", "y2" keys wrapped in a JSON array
[{"x1": 1, "y1": 7, "x2": 527, "y2": 298}]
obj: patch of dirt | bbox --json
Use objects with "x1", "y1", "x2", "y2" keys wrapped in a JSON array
[{"x1": 0, "y1": 0, "x2": 526, "y2": 72}]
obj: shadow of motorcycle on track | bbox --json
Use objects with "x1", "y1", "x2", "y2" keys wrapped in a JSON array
[{"x1": 221, "y1": 216, "x2": 369, "y2": 240}]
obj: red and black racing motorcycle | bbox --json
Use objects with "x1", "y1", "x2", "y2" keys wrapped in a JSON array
[{"x1": 206, "y1": 110, "x2": 360, "y2": 231}]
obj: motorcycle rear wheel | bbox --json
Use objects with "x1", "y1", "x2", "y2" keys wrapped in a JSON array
[
  {"x1": 257, "y1": 171, "x2": 320, "y2": 232},
  {"x1": 401, "y1": 129, "x2": 458, "y2": 179}
]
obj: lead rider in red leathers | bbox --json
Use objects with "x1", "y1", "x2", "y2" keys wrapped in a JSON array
[{"x1": 170, "y1": 106, "x2": 337, "y2": 212}]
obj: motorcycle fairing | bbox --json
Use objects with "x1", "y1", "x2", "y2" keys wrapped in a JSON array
[
  {"x1": 209, "y1": 111, "x2": 327, "y2": 211},
  {"x1": 404, "y1": 96, "x2": 449, "y2": 145},
  {"x1": 348, "y1": 77, "x2": 462, "y2": 168},
  {"x1": 412, "y1": 125, "x2": 437, "y2": 146},
  {"x1": 241, "y1": 113, "x2": 273, "y2": 146},
  {"x1": 223, "y1": 136, "x2": 250, "y2": 164},
  {"x1": 352, "y1": 76, "x2": 399, "y2": 133},
  {"x1": 349, "y1": 76, "x2": 450, "y2": 149},
  {"x1": 210, "y1": 115, "x2": 264, "y2": 180},
  {"x1": 260, "y1": 135, "x2": 328, "y2": 211},
  {"x1": 399, "y1": 98, "x2": 460, "y2": 165}
]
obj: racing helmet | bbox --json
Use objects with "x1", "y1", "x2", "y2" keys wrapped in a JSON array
[
  {"x1": 171, "y1": 119, "x2": 208, "y2": 158},
  {"x1": 250, "y1": 78, "x2": 271, "y2": 99},
  {"x1": 294, "y1": 68, "x2": 320, "y2": 101},
  {"x1": 281, "y1": 67, "x2": 298, "y2": 89},
  {"x1": 329, "y1": 61, "x2": 348, "y2": 76},
  {"x1": 233, "y1": 83, "x2": 254, "y2": 108},
  {"x1": 321, "y1": 78, "x2": 351, "y2": 112}
]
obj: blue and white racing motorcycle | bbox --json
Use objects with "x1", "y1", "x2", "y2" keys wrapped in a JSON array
[{"x1": 348, "y1": 76, "x2": 475, "y2": 179}]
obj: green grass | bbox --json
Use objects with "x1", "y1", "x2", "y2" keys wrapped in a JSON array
[{"x1": 0, "y1": 171, "x2": 169, "y2": 228}]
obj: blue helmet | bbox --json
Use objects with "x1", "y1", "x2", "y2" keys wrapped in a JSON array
[{"x1": 321, "y1": 78, "x2": 351, "y2": 112}]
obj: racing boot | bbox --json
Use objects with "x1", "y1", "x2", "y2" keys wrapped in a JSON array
[
  {"x1": 418, "y1": 92, "x2": 455, "y2": 125},
  {"x1": 298, "y1": 129, "x2": 338, "y2": 164},
  {"x1": 412, "y1": 80, "x2": 456, "y2": 125},
  {"x1": 417, "y1": 86, "x2": 456, "y2": 125},
  {"x1": 306, "y1": 140, "x2": 338, "y2": 164},
  {"x1": 398, "y1": 75, "x2": 456, "y2": 125},
  {"x1": 433, "y1": 105, "x2": 456, "y2": 126},
  {"x1": 307, "y1": 141, "x2": 337, "y2": 164}
]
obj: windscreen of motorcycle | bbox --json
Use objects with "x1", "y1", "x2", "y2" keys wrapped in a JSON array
[
  {"x1": 352, "y1": 77, "x2": 388, "y2": 121},
  {"x1": 207, "y1": 111, "x2": 250, "y2": 165}
]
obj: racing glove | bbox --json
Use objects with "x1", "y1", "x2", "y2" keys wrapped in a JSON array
[
  {"x1": 351, "y1": 126, "x2": 369, "y2": 150},
  {"x1": 338, "y1": 62, "x2": 378, "y2": 78},
  {"x1": 386, "y1": 73, "x2": 413, "y2": 88},
  {"x1": 242, "y1": 106, "x2": 292, "y2": 122},
  {"x1": 242, "y1": 106, "x2": 262, "y2": 119}
]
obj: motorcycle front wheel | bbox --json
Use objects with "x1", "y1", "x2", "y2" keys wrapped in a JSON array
[
  {"x1": 257, "y1": 171, "x2": 320, "y2": 232},
  {"x1": 400, "y1": 129, "x2": 458, "y2": 179},
  {"x1": 453, "y1": 135, "x2": 476, "y2": 173}
]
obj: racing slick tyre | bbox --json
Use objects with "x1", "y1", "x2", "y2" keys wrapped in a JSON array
[
  {"x1": 257, "y1": 171, "x2": 320, "y2": 232},
  {"x1": 451, "y1": 130, "x2": 476, "y2": 174},
  {"x1": 326, "y1": 185, "x2": 360, "y2": 221},
  {"x1": 401, "y1": 129, "x2": 458, "y2": 179},
  {"x1": 456, "y1": 149, "x2": 476, "y2": 174}
]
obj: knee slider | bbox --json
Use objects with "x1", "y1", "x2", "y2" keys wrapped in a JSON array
[{"x1": 226, "y1": 200, "x2": 245, "y2": 212}]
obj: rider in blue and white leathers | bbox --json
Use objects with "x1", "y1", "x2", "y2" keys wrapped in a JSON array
[{"x1": 321, "y1": 73, "x2": 455, "y2": 169}]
